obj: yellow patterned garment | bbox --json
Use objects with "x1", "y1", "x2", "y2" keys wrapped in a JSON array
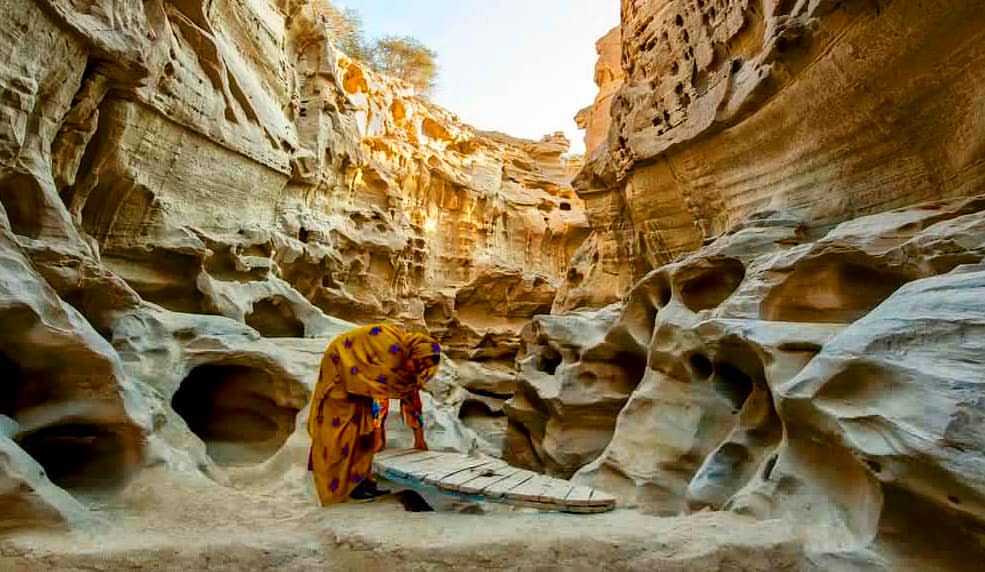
[{"x1": 307, "y1": 323, "x2": 440, "y2": 505}]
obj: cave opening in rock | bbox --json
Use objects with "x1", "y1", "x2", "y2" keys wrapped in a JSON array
[
  {"x1": 676, "y1": 257, "x2": 746, "y2": 312},
  {"x1": 761, "y1": 257, "x2": 911, "y2": 323},
  {"x1": 171, "y1": 364, "x2": 301, "y2": 466},
  {"x1": 536, "y1": 346, "x2": 563, "y2": 375},
  {"x1": 0, "y1": 173, "x2": 44, "y2": 238},
  {"x1": 712, "y1": 362, "x2": 754, "y2": 412},
  {"x1": 245, "y1": 297, "x2": 306, "y2": 338},
  {"x1": 688, "y1": 353, "x2": 714, "y2": 379},
  {"x1": 0, "y1": 352, "x2": 24, "y2": 418},
  {"x1": 3, "y1": 351, "x2": 140, "y2": 494},
  {"x1": 16, "y1": 422, "x2": 138, "y2": 494}
]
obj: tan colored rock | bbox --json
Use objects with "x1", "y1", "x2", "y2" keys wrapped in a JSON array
[
  {"x1": 516, "y1": 195, "x2": 985, "y2": 567},
  {"x1": 574, "y1": 26, "x2": 623, "y2": 159},
  {"x1": 566, "y1": 0, "x2": 985, "y2": 308}
]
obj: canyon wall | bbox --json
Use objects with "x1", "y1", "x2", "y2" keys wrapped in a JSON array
[
  {"x1": 0, "y1": 0, "x2": 587, "y2": 529},
  {"x1": 507, "y1": 1, "x2": 985, "y2": 569},
  {"x1": 561, "y1": 0, "x2": 985, "y2": 310}
]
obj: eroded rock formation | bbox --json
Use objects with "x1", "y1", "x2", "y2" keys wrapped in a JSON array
[
  {"x1": 511, "y1": 195, "x2": 985, "y2": 568},
  {"x1": 0, "y1": 0, "x2": 585, "y2": 531},
  {"x1": 2, "y1": 0, "x2": 985, "y2": 570},
  {"x1": 511, "y1": 3, "x2": 985, "y2": 565},
  {"x1": 564, "y1": 0, "x2": 985, "y2": 309}
]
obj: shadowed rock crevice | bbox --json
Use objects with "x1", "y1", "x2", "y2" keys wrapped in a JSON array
[
  {"x1": 245, "y1": 297, "x2": 305, "y2": 338},
  {"x1": 762, "y1": 255, "x2": 911, "y2": 323},
  {"x1": 675, "y1": 257, "x2": 745, "y2": 312},
  {"x1": 16, "y1": 422, "x2": 141, "y2": 494},
  {"x1": 0, "y1": 350, "x2": 142, "y2": 496},
  {"x1": 171, "y1": 364, "x2": 303, "y2": 466}
]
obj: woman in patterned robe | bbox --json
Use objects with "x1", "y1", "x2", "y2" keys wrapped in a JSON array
[{"x1": 306, "y1": 323, "x2": 440, "y2": 505}]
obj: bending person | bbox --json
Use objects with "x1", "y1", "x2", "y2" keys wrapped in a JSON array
[{"x1": 307, "y1": 323, "x2": 440, "y2": 505}]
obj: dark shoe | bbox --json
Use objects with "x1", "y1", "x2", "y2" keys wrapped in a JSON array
[
  {"x1": 349, "y1": 480, "x2": 390, "y2": 501},
  {"x1": 364, "y1": 479, "x2": 391, "y2": 495}
]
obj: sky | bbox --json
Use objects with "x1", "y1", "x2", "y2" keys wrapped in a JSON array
[{"x1": 336, "y1": 1, "x2": 621, "y2": 155}]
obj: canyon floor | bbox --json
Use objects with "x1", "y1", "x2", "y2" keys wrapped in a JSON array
[{"x1": 1, "y1": 466, "x2": 809, "y2": 571}]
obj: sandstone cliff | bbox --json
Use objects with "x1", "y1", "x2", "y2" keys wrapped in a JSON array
[
  {"x1": 2, "y1": 0, "x2": 985, "y2": 570},
  {"x1": 562, "y1": 0, "x2": 985, "y2": 310},
  {"x1": 506, "y1": 1, "x2": 985, "y2": 569},
  {"x1": 0, "y1": 0, "x2": 586, "y2": 530}
]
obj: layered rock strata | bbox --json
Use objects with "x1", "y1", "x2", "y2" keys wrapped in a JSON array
[
  {"x1": 563, "y1": 0, "x2": 985, "y2": 310},
  {"x1": 0, "y1": 0, "x2": 586, "y2": 530},
  {"x1": 509, "y1": 194, "x2": 985, "y2": 569}
]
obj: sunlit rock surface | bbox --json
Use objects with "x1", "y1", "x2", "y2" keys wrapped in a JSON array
[
  {"x1": 566, "y1": 0, "x2": 985, "y2": 309},
  {"x1": 0, "y1": 0, "x2": 581, "y2": 533},
  {"x1": 1, "y1": 0, "x2": 985, "y2": 569},
  {"x1": 522, "y1": 196, "x2": 985, "y2": 569}
]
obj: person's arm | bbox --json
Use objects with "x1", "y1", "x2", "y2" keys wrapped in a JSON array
[{"x1": 401, "y1": 390, "x2": 428, "y2": 450}]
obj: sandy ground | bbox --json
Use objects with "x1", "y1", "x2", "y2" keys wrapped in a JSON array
[{"x1": 0, "y1": 463, "x2": 814, "y2": 571}]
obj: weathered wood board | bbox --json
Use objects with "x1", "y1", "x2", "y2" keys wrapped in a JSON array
[{"x1": 372, "y1": 449, "x2": 616, "y2": 513}]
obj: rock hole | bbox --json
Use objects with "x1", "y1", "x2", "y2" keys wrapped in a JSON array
[
  {"x1": 16, "y1": 422, "x2": 139, "y2": 494},
  {"x1": 866, "y1": 459, "x2": 882, "y2": 473},
  {"x1": 171, "y1": 365, "x2": 301, "y2": 466},
  {"x1": 761, "y1": 256, "x2": 910, "y2": 323},
  {"x1": 0, "y1": 173, "x2": 45, "y2": 238},
  {"x1": 675, "y1": 14, "x2": 684, "y2": 26},
  {"x1": 559, "y1": 201, "x2": 572, "y2": 211},
  {"x1": 245, "y1": 297, "x2": 305, "y2": 338},
  {"x1": 948, "y1": 495, "x2": 961, "y2": 505},
  {"x1": 537, "y1": 347, "x2": 562, "y2": 376},
  {"x1": 712, "y1": 362, "x2": 753, "y2": 412},
  {"x1": 762, "y1": 454, "x2": 778, "y2": 479},
  {"x1": 676, "y1": 257, "x2": 746, "y2": 312},
  {"x1": 689, "y1": 353, "x2": 713, "y2": 379}
]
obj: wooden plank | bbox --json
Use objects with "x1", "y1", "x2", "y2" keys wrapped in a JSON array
[
  {"x1": 437, "y1": 462, "x2": 504, "y2": 491},
  {"x1": 375, "y1": 448, "x2": 421, "y2": 461},
  {"x1": 538, "y1": 480, "x2": 574, "y2": 504},
  {"x1": 379, "y1": 451, "x2": 443, "y2": 477},
  {"x1": 563, "y1": 485, "x2": 595, "y2": 507},
  {"x1": 481, "y1": 470, "x2": 536, "y2": 498},
  {"x1": 505, "y1": 474, "x2": 556, "y2": 503},
  {"x1": 458, "y1": 466, "x2": 523, "y2": 496},
  {"x1": 372, "y1": 449, "x2": 617, "y2": 512},
  {"x1": 589, "y1": 489, "x2": 616, "y2": 508},
  {"x1": 420, "y1": 457, "x2": 495, "y2": 485}
]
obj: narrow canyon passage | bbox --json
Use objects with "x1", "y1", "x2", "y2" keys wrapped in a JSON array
[{"x1": 1, "y1": 0, "x2": 984, "y2": 570}]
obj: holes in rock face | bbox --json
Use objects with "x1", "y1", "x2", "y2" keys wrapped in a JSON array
[
  {"x1": 675, "y1": 14, "x2": 684, "y2": 26},
  {"x1": 559, "y1": 201, "x2": 572, "y2": 211},
  {"x1": 0, "y1": 352, "x2": 23, "y2": 418},
  {"x1": 761, "y1": 257, "x2": 910, "y2": 323},
  {"x1": 566, "y1": 267, "x2": 583, "y2": 285},
  {"x1": 16, "y1": 422, "x2": 138, "y2": 494},
  {"x1": 2, "y1": 352, "x2": 140, "y2": 494},
  {"x1": 103, "y1": 252, "x2": 216, "y2": 315},
  {"x1": 689, "y1": 353, "x2": 713, "y2": 379},
  {"x1": 297, "y1": 227, "x2": 311, "y2": 243},
  {"x1": 948, "y1": 495, "x2": 961, "y2": 505},
  {"x1": 537, "y1": 346, "x2": 563, "y2": 376},
  {"x1": 171, "y1": 365, "x2": 301, "y2": 466},
  {"x1": 712, "y1": 362, "x2": 753, "y2": 412},
  {"x1": 0, "y1": 173, "x2": 44, "y2": 238},
  {"x1": 245, "y1": 297, "x2": 305, "y2": 338},
  {"x1": 762, "y1": 454, "x2": 778, "y2": 480},
  {"x1": 676, "y1": 257, "x2": 746, "y2": 312}
]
